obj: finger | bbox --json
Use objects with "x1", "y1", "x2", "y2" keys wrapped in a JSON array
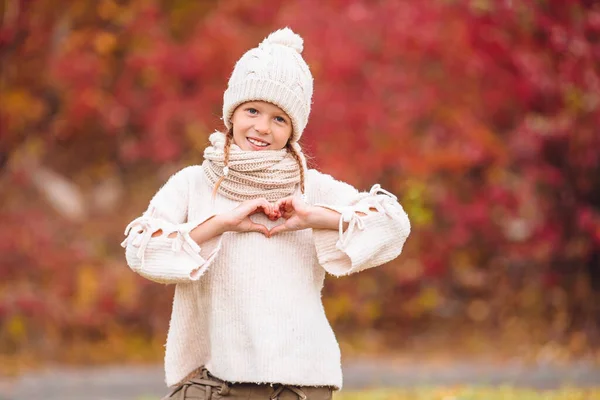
[
  {"x1": 276, "y1": 196, "x2": 291, "y2": 208},
  {"x1": 249, "y1": 223, "x2": 269, "y2": 237},
  {"x1": 269, "y1": 224, "x2": 289, "y2": 237},
  {"x1": 242, "y1": 198, "x2": 260, "y2": 216},
  {"x1": 267, "y1": 202, "x2": 282, "y2": 220},
  {"x1": 280, "y1": 211, "x2": 291, "y2": 219},
  {"x1": 272, "y1": 204, "x2": 283, "y2": 219},
  {"x1": 265, "y1": 203, "x2": 279, "y2": 220},
  {"x1": 249, "y1": 198, "x2": 269, "y2": 216},
  {"x1": 249, "y1": 205, "x2": 262, "y2": 216},
  {"x1": 277, "y1": 197, "x2": 292, "y2": 214},
  {"x1": 260, "y1": 199, "x2": 272, "y2": 215},
  {"x1": 284, "y1": 198, "x2": 295, "y2": 213},
  {"x1": 282, "y1": 203, "x2": 295, "y2": 218},
  {"x1": 266, "y1": 202, "x2": 276, "y2": 218}
]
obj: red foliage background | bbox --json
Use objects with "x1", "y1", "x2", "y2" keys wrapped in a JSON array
[{"x1": 1, "y1": 0, "x2": 599, "y2": 368}]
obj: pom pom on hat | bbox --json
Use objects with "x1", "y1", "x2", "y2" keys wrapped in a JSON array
[
  {"x1": 222, "y1": 27, "x2": 314, "y2": 142},
  {"x1": 261, "y1": 27, "x2": 304, "y2": 54}
]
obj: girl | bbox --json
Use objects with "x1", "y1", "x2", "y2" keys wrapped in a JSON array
[{"x1": 121, "y1": 28, "x2": 411, "y2": 400}]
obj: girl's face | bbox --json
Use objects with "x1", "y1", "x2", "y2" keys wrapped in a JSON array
[{"x1": 230, "y1": 101, "x2": 292, "y2": 151}]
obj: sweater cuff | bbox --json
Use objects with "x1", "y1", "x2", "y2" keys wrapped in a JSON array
[
  {"x1": 313, "y1": 213, "x2": 377, "y2": 276},
  {"x1": 121, "y1": 213, "x2": 220, "y2": 284},
  {"x1": 313, "y1": 184, "x2": 411, "y2": 277}
]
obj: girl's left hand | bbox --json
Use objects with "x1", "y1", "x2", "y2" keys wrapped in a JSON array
[{"x1": 269, "y1": 196, "x2": 313, "y2": 236}]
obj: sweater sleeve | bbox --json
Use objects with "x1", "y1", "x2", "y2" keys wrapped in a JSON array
[
  {"x1": 120, "y1": 166, "x2": 221, "y2": 284},
  {"x1": 307, "y1": 169, "x2": 411, "y2": 277}
]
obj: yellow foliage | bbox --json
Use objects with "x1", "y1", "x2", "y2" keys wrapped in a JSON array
[
  {"x1": 185, "y1": 122, "x2": 212, "y2": 154},
  {"x1": 363, "y1": 301, "x2": 382, "y2": 321},
  {"x1": 2, "y1": 90, "x2": 45, "y2": 128},
  {"x1": 401, "y1": 180, "x2": 433, "y2": 227},
  {"x1": 115, "y1": 270, "x2": 138, "y2": 308},
  {"x1": 417, "y1": 287, "x2": 440, "y2": 312},
  {"x1": 75, "y1": 265, "x2": 99, "y2": 312},
  {"x1": 94, "y1": 32, "x2": 118, "y2": 55},
  {"x1": 97, "y1": 0, "x2": 119, "y2": 20},
  {"x1": 6, "y1": 315, "x2": 27, "y2": 343},
  {"x1": 324, "y1": 294, "x2": 353, "y2": 323}
]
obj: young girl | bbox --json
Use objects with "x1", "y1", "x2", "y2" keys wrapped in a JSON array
[{"x1": 121, "y1": 28, "x2": 411, "y2": 400}]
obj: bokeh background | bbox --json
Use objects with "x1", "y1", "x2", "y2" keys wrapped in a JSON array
[{"x1": 1, "y1": 0, "x2": 600, "y2": 377}]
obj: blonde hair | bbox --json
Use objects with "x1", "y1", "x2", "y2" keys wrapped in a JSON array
[
  {"x1": 286, "y1": 141, "x2": 306, "y2": 195},
  {"x1": 211, "y1": 128, "x2": 306, "y2": 199}
]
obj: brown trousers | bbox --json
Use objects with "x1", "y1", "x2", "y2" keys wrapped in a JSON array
[{"x1": 162, "y1": 368, "x2": 333, "y2": 400}]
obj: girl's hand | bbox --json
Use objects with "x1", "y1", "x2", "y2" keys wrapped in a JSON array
[
  {"x1": 270, "y1": 196, "x2": 348, "y2": 236},
  {"x1": 223, "y1": 198, "x2": 279, "y2": 237},
  {"x1": 269, "y1": 196, "x2": 313, "y2": 236}
]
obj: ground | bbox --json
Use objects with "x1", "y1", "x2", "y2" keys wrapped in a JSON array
[{"x1": 0, "y1": 358, "x2": 599, "y2": 400}]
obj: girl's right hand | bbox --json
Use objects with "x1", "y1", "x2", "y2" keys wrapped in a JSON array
[{"x1": 222, "y1": 198, "x2": 279, "y2": 237}]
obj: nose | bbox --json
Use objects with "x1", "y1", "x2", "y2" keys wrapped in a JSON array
[{"x1": 254, "y1": 116, "x2": 271, "y2": 135}]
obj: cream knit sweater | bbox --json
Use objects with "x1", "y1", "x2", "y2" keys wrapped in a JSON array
[{"x1": 121, "y1": 165, "x2": 411, "y2": 389}]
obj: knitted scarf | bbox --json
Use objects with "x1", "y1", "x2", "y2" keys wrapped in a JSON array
[{"x1": 202, "y1": 131, "x2": 302, "y2": 202}]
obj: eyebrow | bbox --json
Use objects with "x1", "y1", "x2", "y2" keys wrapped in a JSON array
[{"x1": 247, "y1": 102, "x2": 287, "y2": 118}]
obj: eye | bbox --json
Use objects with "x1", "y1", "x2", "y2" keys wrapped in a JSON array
[
  {"x1": 246, "y1": 108, "x2": 258, "y2": 115},
  {"x1": 275, "y1": 116, "x2": 287, "y2": 124}
]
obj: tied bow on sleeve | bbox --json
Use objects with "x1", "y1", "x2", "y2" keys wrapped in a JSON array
[
  {"x1": 121, "y1": 216, "x2": 204, "y2": 265},
  {"x1": 337, "y1": 209, "x2": 365, "y2": 248},
  {"x1": 366, "y1": 184, "x2": 402, "y2": 216},
  {"x1": 318, "y1": 183, "x2": 405, "y2": 250}
]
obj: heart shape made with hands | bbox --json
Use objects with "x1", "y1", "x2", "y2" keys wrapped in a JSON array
[{"x1": 244, "y1": 196, "x2": 309, "y2": 238}]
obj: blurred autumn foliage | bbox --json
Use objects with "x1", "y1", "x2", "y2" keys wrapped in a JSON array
[{"x1": 1, "y1": 0, "x2": 600, "y2": 370}]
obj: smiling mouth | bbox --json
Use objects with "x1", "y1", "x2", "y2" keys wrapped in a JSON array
[{"x1": 247, "y1": 137, "x2": 270, "y2": 148}]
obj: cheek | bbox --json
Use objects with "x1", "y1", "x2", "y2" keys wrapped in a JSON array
[
  {"x1": 232, "y1": 121, "x2": 249, "y2": 138},
  {"x1": 275, "y1": 130, "x2": 291, "y2": 146},
  {"x1": 231, "y1": 127, "x2": 245, "y2": 147},
  {"x1": 279, "y1": 126, "x2": 292, "y2": 142}
]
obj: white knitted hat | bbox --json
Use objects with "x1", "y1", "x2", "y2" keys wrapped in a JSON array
[{"x1": 222, "y1": 27, "x2": 314, "y2": 143}]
